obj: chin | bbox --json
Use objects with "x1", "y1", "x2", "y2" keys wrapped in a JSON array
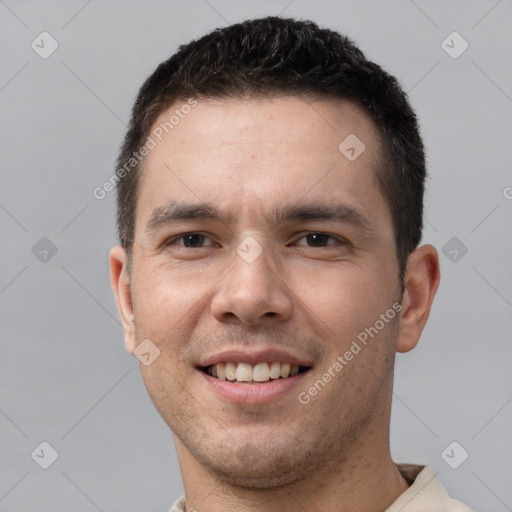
[
  {"x1": 208, "y1": 458, "x2": 305, "y2": 489},
  {"x1": 194, "y1": 438, "x2": 318, "y2": 490}
]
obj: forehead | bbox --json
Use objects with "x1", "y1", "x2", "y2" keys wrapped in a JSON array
[{"x1": 137, "y1": 95, "x2": 389, "y2": 230}]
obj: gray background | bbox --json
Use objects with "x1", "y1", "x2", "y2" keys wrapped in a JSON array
[{"x1": 1, "y1": 0, "x2": 511, "y2": 510}]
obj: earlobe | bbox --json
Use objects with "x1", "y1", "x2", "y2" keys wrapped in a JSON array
[
  {"x1": 109, "y1": 245, "x2": 137, "y2": 354},
  {"x1": 396, "y1": 244, "x2": 440, "y2": 354}
]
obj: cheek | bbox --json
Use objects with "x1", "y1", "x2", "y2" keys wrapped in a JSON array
[
  {"x1": 131, "y1": 265, "x2": 207, "y2": 347},
  {"x1": 291, "y1": 262, "x2": 390, "y2": 342},
  {"x1": 130, "y1": 257, "x2": 240, "y2": 364}
]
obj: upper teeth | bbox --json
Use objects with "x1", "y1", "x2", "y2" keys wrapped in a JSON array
[{"x1": 207, "y1": 362, "x2": 300, "y2": 382}]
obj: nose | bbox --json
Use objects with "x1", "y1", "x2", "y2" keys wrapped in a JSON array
[{"x1": 210, "y1": 242, "x2": 293, "y2": 326}]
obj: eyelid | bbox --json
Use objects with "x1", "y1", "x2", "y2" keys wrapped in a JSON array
[
  {"x1": 161, "y1": 231, "x2": 349, "y2": 249},
  {"x1": 293, "y1": 232, "x2": 349, "y2": 246},
  {"x1": 162, "y1": 232, "x2": 217, "y2": 248}
]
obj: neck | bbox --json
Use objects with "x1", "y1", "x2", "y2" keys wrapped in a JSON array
[{"x1": 176, "y1": 428, "x2": 409, "y2": 512}]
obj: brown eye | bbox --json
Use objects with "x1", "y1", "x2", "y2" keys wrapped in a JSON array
[
  {"x1": 164, "y1": 233, "x2": 215, "y2": 248},
  {"x1": 181, "y1": 234, "x2": 206, "y2": 247},
  {"x1": 296, "y1": 232, "x2": 341, "y2": 247}
]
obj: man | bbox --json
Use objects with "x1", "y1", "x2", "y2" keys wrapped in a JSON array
[{"x1": 109, "y1": 17, "x2": 471, "y2": 511}]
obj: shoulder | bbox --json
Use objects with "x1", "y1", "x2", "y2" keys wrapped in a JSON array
[
  {"x1": 169, "y1": 495, "x2": 186, "y2": 512},
  {"x1": 386, "y1": 464, "x2": 472, "y2": 512}
]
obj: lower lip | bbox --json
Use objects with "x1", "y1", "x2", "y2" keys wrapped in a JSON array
[{"x1": 199, "y1": 370, "x2": 309, "y2": 404}]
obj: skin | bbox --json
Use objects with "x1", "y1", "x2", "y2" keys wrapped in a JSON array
[{"x1": 110, "y1": 95, "x2": 440, "y2": 512}]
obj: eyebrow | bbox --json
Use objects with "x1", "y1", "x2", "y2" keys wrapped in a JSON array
[{"x1": 145, "y1": 200, "x2": 373, "y2": 234}]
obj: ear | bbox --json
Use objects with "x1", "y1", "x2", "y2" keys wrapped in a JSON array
[
  {"x1": 396, "y1": 244, "x2": 440, "y2": 353},
  {"x1": 109, "y1": 245, "x2": 137, "y2": 354}
]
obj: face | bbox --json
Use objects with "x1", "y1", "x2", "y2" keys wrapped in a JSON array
[{"x1": 112, "y1": 95, "x2": 416, "y2": 488}]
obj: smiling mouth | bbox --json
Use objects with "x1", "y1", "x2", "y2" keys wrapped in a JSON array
[{"x1": 201, "y1": 361, "x2": 311, "y2": 384}]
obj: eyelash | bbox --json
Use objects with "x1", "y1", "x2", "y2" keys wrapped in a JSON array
[{"x1": 162, "y1": 232, "x2": 347, "y2": 249}]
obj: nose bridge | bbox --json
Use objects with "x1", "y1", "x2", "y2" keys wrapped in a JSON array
[
  {"x1": 211, "y1": 235, "x2": 292, "y2": 325},
  {"x1": 234, "y1": 236, "x2": 275, "y2": 289}
]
